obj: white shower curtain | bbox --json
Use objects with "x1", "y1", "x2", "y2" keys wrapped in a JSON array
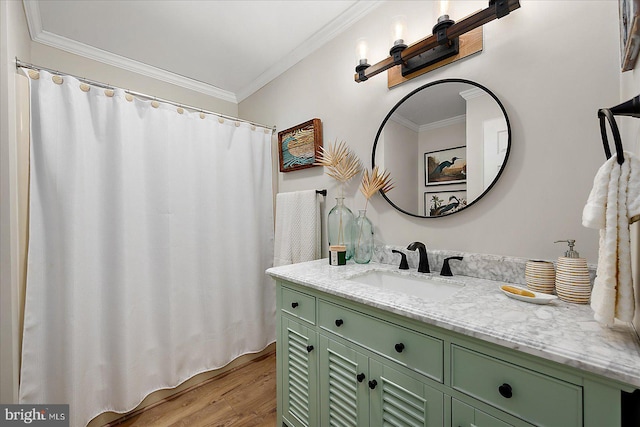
[{"x1": 19, "y1": 70, "x2": 275, "y2": 426}]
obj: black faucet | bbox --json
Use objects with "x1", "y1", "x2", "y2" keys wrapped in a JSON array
[
  {"x1": 406, "y1": 242, "x2": 430, "y2": 273},
  {"x1": 441, "y1": 256, "x2": 463, "y2": 276},
  {"x1": 391, "y1": 250, "x2": 409, "y2": 270}
]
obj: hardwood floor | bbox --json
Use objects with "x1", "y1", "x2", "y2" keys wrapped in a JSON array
[{"x1": 112, "y1": 352, "x2": 277, "y2": 427}]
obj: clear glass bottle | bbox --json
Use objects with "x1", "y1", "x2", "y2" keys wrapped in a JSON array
[
  {"x1": 328, "y1": 198, "x2": 355, "y2": 260},
  {"x1": 353, "y1": 210, "x2": 373, "y2": 264}
]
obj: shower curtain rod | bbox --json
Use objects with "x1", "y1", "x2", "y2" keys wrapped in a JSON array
[{"x1": 15, "y1": 58, "x2": 276, "y2": 132}]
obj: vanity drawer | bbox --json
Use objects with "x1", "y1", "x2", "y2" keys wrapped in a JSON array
[
  {"x1": 318, "y1": 300, "x2": 443, "y2": 382},
  {"x1": 281, "y1": 287, "x2": 316, "y2": 325},
  {"x1": 451, "y1": 345, "x2": 582, "y2": 427}
]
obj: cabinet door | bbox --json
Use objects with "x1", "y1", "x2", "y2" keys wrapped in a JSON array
[
  {"x1": 282, "y1": 318, "x2": 318, "y2": 427},
  {"x1": 369, "y1": 359, "x2": 444, "y2": 427},
  {"x1": 451, "y1": 345, "x2": 582, "y2": 427},
  {"x1": 451, "y1": 398, "x2": 534, "y2": 427},
  {"x1": 319, "y1": 336, "x2": 370, "y2": 427}
]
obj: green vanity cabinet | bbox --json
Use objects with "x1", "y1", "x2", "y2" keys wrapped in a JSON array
[
  {"x1": 318, "y1": 336, "x2": 369, "y2": 426},
  {"x1": 451, "y1": 399, "x2": 534, "y2": 427},
  {"x1": 276, "y1": 280, "x2": 627, "y2": 427},
  {"x1": 281, "y1": 317, "x2": 318, "y2": 427},
  {"x1": 318, "y1": 335, "x2": 444, "y2": 427},
  {"x1": 318, "y1": 299, "x2": 443, "y2": 383},
  {"x1": 451, "y1": 345, "x2": 582, "y2": 427},
  {"x1": 368, "y1": 358, "x2": 444, "y2": 426}
]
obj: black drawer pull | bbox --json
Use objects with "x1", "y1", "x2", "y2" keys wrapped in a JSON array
[
  {"x1": 335, "y1": 319, "x2": 344, "y2": 327},
  {"x1": 306, "y1": 345, "x2": 314, "y2": 353},
  {"x1": 368, "y1": 380, "x2": 377, "y2": 389},
  {"x1": 394, "y1": 343, "x2": 405, "y2": 353},
  {"x1": 291, "y1": 302, "x2": 299, "y2": 308},
  {"x1": 356, "y1": 373, "x2": 365, "y2": 383},
  {"x1": 498, "y1": 383, "x2": 513, "y2": 398}
]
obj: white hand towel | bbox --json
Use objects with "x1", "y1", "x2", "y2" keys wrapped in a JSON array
[
  {"x1": 274, "y1": 190, "x2": 321, "y2": 267},
  {"x1": 583, "y1": 151, "x2": 640, "y2": 326}
]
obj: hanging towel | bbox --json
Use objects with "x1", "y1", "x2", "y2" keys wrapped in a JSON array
[
  {"x1": 582, "y1": 151, "x2": 640, "y2": 326},
  {"x1": 274, "y1": 190, "x2": 321, "y2": 266}
]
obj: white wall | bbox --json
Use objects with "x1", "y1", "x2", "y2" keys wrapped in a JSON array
[
  {"x1": 1, "y1": 0, "x2": 31, "y2": 404},
  {"x1": 381, "y1": 119, "x2": 418, "y2": 213},
  {"x1": 465, "y1": 92, "x2": 504, "y2": 200},
  {"x1": 620, "y1": 64, "x2": 640, "y2": 333},
  {"x1": 240, "y1": 0, "x2": 622, "y2": 263}
]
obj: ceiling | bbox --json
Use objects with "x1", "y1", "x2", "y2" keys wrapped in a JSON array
[{"x1": 23, "y1": 0, "x2": 382, "y2": 103}]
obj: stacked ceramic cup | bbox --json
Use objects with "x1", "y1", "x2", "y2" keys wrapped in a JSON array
[
  {"x1": 555, "y1": 257, "x2": 591, "y2": 304},
  {"x1": 525, "y1": 260, "x2": 556, "y2": 294}
]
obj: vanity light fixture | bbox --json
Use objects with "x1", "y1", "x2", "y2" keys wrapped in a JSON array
[{"x1": 354, "y1": 0, "x2": 521, "y2": 83}]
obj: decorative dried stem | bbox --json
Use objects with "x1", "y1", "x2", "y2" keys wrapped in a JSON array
[
  {"x1": 316, "y1": 140, "x2": 362, "y2": 246},
  {"x1": 355, "y1": 166, "x2": 394, "y2": 258},
  {"x1": 359, "y1": 166, "x2": 394, "y2": 212},
  {"x1": 315, "y1": 139, "x2": 362, "y2": 198}
]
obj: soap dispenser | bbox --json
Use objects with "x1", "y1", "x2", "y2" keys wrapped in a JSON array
[{"x1": 553, "y1": 240, "x2": 591, "y2": 304}]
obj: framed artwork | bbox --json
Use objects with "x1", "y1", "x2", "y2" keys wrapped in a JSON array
[
  {"x1": 424, "y1": 146, "x2": 467, "y2": 186},
  {"x1": 278, "y1": 118, "x2": 322, "y2": 172},
  {"x1": 620, "y1": 0, "x2": 640, "y2": 71},
  {"x1": 424, "y1": 190, "x2": 467, "y2": 217}
]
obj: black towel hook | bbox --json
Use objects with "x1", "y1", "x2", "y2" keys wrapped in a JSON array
[
  {"x1": 610, "y1": 95, "x2": 640, "y2": 118},
  {"x1": 598, "y1": 108, "x2": 625, "y2": 165},
  {"x1": 597, "y1": 94, "x2": 640, "y2": 166}
]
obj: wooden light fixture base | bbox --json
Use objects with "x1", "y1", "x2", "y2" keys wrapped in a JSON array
[
  {"x1": 388, "y1": 26, "x2": 483, "y2": 88},
  {"x1": 354, "y1": 0, "x2": 520, "y2": 84}
]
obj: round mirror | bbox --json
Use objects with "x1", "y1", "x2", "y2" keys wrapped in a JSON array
[{"x1": 372, "y1": 79, "x2": 511, "y2": 218}]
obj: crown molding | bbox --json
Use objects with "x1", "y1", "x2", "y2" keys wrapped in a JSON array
[
  {"x1": 419, "y1": 114, "x2": 466, "y2": 132},
  {"x1": 24, "y1": 0, "x2": 382, "y2": 104},
  {"x1": 390, "y1": 113, "x2": 466, "y2": 133},
  {"x1": 23, "y1": 0, "x2": 233, "y2": 103},
  {"x1": 459, "y1": 87, "x2": 485, "y2": 100},
  {"x1": 237, "y1": 1, "x2": 383, "y2": 102},
  {"x1": 389, "y1": 113, "x2": 420, "y2": 132},
  {"x1": 23, "y1": 0, "x2": 42, "y2": 40}
]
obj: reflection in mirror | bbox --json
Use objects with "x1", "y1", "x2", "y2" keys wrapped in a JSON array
[{"x1": 372, "y1": 79, "x2": 510, "y2": 218}]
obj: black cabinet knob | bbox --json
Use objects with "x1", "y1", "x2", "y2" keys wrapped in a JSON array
[
  {"x1": 368, "y1": 380, "x2": 377, "y2": 389},
  {"x1": 306, "y1": 345, "x2": 314, "y2": 353},
  {"x1": 395, "y1": 343, "x2": 405, "y2": 353},
  {"x1": 335, "y1": 319, "x2": 344, "y2": 327},
  {"x1": 498, "y1": 383, "x2": 513, "y2": 398},
  {"x1": 356, "y1": 373, "x2": 365, "y2": 383},
  {"x1": 291, "y1": 302, "x2": 299, "y2": 308}
]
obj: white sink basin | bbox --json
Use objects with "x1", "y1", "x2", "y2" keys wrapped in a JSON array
[{"x1": 349, "y1": 270, "x2": 464, "y2": 301}]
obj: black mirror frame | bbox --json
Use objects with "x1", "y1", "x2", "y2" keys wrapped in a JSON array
[{"x1": 372, "y1": 78, "x2": 511, "y2": 218}]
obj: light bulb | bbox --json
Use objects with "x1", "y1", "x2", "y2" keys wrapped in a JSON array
[
  {"x1": 439, "y1": 0, "x2": 450, "y2": 18},
  {"x1": 391, "y1": 15, "x2": 407, "y2": 46},
  {"x1": 355, "y1": 37, "x2": 369, "y2": 65}
]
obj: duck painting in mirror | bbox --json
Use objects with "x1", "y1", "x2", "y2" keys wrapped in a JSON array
[{"x1": 372, "y1": 79, "x2": 511, "y2": 218}]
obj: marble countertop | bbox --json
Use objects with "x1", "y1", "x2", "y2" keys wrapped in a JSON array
[{"x1": 266, "y1": 259, "x2": 640, "y2": 388}]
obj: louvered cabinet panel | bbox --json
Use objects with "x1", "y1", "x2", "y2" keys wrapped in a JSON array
[
  {"x1": 282, "y1": 318, "x2": 318, "y2": 427},
  {"x1": 319, "y1": 336, "x2": 370, "y2": 427},
  {"x1": 451, "y1": 398, "x2": 535, "y2": 427},
  {"x1": 369, "y1": 359, "x2": 444, "y2": 427}
]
